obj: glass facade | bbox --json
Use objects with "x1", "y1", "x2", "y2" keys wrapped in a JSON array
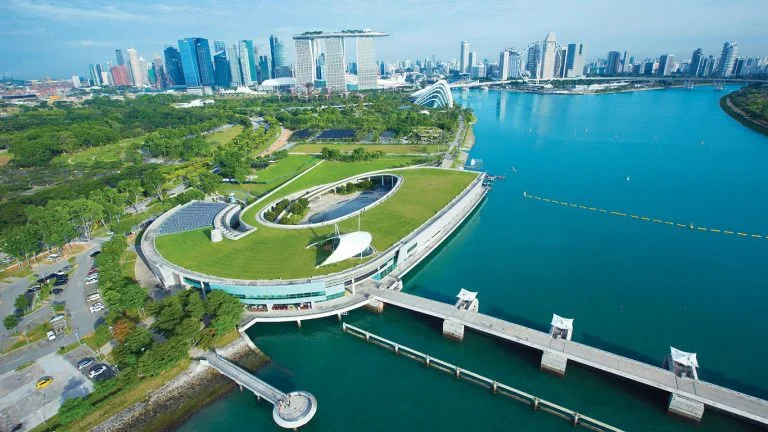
[
  {"x1": 164, "y1": 47, "x2": 185, "y2": 86},
  {"x1": 177, "y1": 38, "x2": 200, "y2": 86},
  {"x1": 213, "y1": 51, "x2": 231, "y2": 87}
]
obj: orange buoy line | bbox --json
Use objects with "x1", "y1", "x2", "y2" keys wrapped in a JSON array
[{"x1": 521, "y1": 192, "x2": 766, "y2": 240}]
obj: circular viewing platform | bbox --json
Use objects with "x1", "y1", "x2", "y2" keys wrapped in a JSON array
[{"x1": 273, "y1": 391, "x2": 318, "y2": 429}]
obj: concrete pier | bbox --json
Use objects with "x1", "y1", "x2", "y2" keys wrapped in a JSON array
[
  {"x1": 442, "y1": 319, "x2": 465, "y2": 341},
  {"x1": 364, "y1": 298, "x2": 385, "y2": 313},
  {"x1": 540, "y1": 351, "x2": 568, "y2": 377},
  {"x1": 668, "y1": 394, "x2": 705, "y2": 423}
]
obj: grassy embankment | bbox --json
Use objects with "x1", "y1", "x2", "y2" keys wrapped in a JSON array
[
  {"x1": 720, "y1": 89, "x2": 768, "y2": 137},
  {"x1": 290, "y1": 143, "x2": 443, "y2": 155},
  {"x1": 155, "y1": 165, "x2": 477, "y2": 280},
  {"x1": 217, "y1": 154, "x2": 319, "y2": 200}
]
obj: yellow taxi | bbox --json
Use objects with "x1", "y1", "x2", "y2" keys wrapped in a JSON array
[{"x1": 35, "y1": 377, "x2": 54, "y2": 390}]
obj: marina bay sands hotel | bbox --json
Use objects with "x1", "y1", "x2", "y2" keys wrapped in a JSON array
[{"x1": 293, "y1": 30, "x2": 388, "y2": 91}]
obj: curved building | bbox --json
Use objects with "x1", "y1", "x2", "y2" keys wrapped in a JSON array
[{"x1": 410, "y1": 80, "x2": 454, "y2": 109}]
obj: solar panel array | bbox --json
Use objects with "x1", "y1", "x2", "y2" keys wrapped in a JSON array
[
  {"x1": 156, "y1": 202, "x2": 229, "y2": 236},
  {"x1": 316, "y1": 129, "x2": 356, "y2": 140}
]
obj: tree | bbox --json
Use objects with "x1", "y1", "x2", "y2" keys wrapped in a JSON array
[
  {"x1": 90, "y1": 188, "x2": 125, "y2": 227},
  {"x1": 3, "y1": 315, "x2": 19, "y2": 330},
  {"x1": 174, "y1": 317, "x2": 202, "y2": 341},
  {"x1": 137, "y1": 336, "x2": 187, "y2": 376},
  {"x1": 14, "y1": 294, "x2": 30, "y2": 311},
  {"x1": 154, "y1": 295, "x2": 184, "y2": 334},
  {"x1": 183, "y1": 291, "x2": 206, "y2": 321},
  {"x1": 141, "y1": 169, "x2": 167, "y2": 201},
  {"x1": 193, "y1": 172, "x2": 220, "y2": 194},
  {"x1": 205, "y1": 290, "x2": 243, "y2": 335},
  {"x1": 1, "y1": 225, "x2": 39, "y2": 267},
  {"x1": 112, "y1": 319, "x2": 135, "y2": 343},
  {"x1": 118, "y1": 179, "x2": 144, "y2": 213},
  {"x1": 70, "y1": 198, "x2": 104, "y2": 241}
]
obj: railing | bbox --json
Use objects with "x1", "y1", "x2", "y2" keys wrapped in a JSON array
[{"x1": 342, "y1": 323, "x2": 623, "y2": 432}]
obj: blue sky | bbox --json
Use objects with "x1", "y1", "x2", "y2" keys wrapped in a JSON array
[{"x1": 0, "y1": 0, "x2": 766, "y2": 79}]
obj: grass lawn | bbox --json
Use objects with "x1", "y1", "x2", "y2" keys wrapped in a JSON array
[
  {"x1": 205, "y1": 125, "x2": 243, "y2": 148},
  {"x1": 121, "y1": 247, "x2": 138, "y2": 280},
  {"x1": 291, "y1": 143, "x2": 443, "y2": 155},
  {"x1": 0, "y1": 150, "x2": 11, "y2": 166},
  {"x1": 0, "y1": 264, "x2": 32, "y2": 282},
  {"x1": 155, "y1": 168, "x2": 477, "y2": 279},
  {"x1": 217, "y1": 154, "x2": 318, "y2": 200},
  {"x1": 53, "y1": 137, "x2": 143, "y2": 166}
]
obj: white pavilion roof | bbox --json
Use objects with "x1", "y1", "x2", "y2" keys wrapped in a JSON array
[
  {"x1": 670, "y1": 347, "x2": 699, "y2": 368},
  {"x1": 551, "y1": 314, "x2": 574, "y2": 330},
  {"x1": 320, "y1": 231, "x2": 373, "y2": 266},
  {"x1": 456, "y1": 289, "x2": 477, "y2": 302}
]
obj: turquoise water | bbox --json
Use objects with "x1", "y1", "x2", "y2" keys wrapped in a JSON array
[{"x1": 180, "y1": 87, "x2": 768, "y2": 431}]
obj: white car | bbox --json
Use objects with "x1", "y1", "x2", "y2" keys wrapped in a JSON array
[
  {"x1": 46, "y1": 331, "x2": 56, "y2": 341},
  {"x1": 86, "y1": 293, "x2": 101, "y2": 302},
  {"x1": 89, "y1": 303, "x2": 105, "y2": 313},
  {"x1": 85, "y1": 278, "x2": 98, "y2": 285},
  {"x1": 88, "y1": 365, "x2": 107, "y2": 378}
]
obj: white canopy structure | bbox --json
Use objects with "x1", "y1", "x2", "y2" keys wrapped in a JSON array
[
  {"x1": 670, "y1": 347, "x2": 699, "y2": 368},
  {"x1": 319, "y1": 231, "x2": 373, "y2": 266},
  {"x1": 456, "y1": 289, "x2": 478, "y2": 302},
  {"x1": 551, "y1": 314, "x2": 574, "y2": 330}
]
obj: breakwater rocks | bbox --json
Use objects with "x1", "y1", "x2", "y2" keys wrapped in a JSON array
[{"x1": 92, "y1": 337, "x2": 268, "y2": 432}]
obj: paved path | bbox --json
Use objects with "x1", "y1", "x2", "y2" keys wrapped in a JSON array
[
  {"x1": 369, "y1": 289, "x2": 768, "y2": 426},
  {"x1": 441, "y1": 115, "x2": 465, "y2": 168}
]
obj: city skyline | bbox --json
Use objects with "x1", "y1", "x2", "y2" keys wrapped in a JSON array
[{"x1": 1, "y1": 0, "x2": 767, "y2": 79}]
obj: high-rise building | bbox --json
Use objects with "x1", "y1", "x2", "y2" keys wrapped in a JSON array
[
  {"x1": 270, "y1": 35, "x2": 286, "y2": 78},
  {"x1": 101, "y1": 70, "x2": 111, "y2": 86},
  {"x1": 227, "y1": 44, "x2": 242, "y2": 86},
  {"x1": 194, "y1": 38, "x2": 215, "y2": 86},
  {"x1": 539, "y1": 32, "x2": 557, "y2": 80},
  {"x1": 152, "y1": 56, "x2": 167, "y2": 89},
  {"x1": 213, "y1": 51, "x2": 232, "y2": 87},
  {"x1": 163, "y1": 47, "x2": 185, "y2": 86},
  {"x1": 237, "y1": 41, "x2": 252, "y2": 85},
  {"x1": 526, "y1": 43, "x2": 541, "y2": 78},
  {"x1": 356, "y1": 37, "x2": 378, "y2": 90},
  {"x1": 126, "y1": 48, "x2": 144, "y2": 86},
  {"x1": 717, "y1": 41, "x2": 738, "y2": 77},
  {"x1": 72, "y1": 76, "x2": 81, "y2": 88},
  {"x1": 606, "y1": 51, "x2": 622, "y2": 76},
  {"x1": 554, "y1": 48, "x2": 567, "y2": 78},
  {"x1": 214, "y1": 40, "x2": 226, "y2": 54},
  {"x1": 690, "y1": 48, "x2": 704, "y2": 76},
  {"x1": 178, "y1": 38, "x2": 201, "y2": 86},
  {"x1": 294, "y1": 39, "x2": 316, "y2": 86},
  {"x1": 258, "y1": 55, "x2": 271, "y2": 83},
  {"x1": 324, "y1": 37, "x2": 346, "y2": 91},
  {"x1": 658, "y1": 54, "x2": 675, "y2": 76},
  {"x1": 565, "y1": 43, "x2": 586, "y2": 77},
  {"x1": 460, "y1": 41, "x2": 470, "y2": 74},
  {"x1": 242, "y1": 40, "x2": 259, "y2": 83},
  {"x1": 89, "y1": 64, "x2": 100, "y2": 86},
  {"x1": 621, "y1": 51, "x2": 631, "y2": 73},
  {"x1": 468, "y1": 51, "x2": 477, "y2": 70},
  {"x1": 508, "y1": 49, "x2": 521, "y2": 79},
  {"x1": 110, "y1": 65, "x2": 131, "y2": 86},
  {"x1": 498, "y1": 50, "x2": 510, "y2": 80},
  {"x1": 115, "y1": 49, "x2": 125, "y2": 66}
]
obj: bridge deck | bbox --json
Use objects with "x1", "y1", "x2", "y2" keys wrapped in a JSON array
[
  {"x1": 204, "y1": 353, "x2": 285, "y2": 404},
  {"x1": 370, "y1": 289, "x2": 768, "y2": 426}
]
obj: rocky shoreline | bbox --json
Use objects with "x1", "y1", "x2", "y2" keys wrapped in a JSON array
[{"x1": 91, "y1": 336, "x2": 268, "y2": 432}]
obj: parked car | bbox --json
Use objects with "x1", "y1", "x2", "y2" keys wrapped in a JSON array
[
  {"x1": 52, "y1": 288, "x2": 64, "y2": 295},
  {"x1": 36, "y1": 377, "x2": 54, "y2": 390},
  {"x1": 53, "y1": 280, "x2": 67, "y2": 287},
  {"x1": 86, "y1": 273, "x2": 99, "y2": 280},
  {"x1": 77, "y1": 358, "x2": 95, "y2": 370},
  {"x1": 88, "y1": 365, "x2": 107, "y2": 378},
  {"x1": 89, "y1": 303, "x2": 105, "y2": 313},
  {"x1": 86, "y1": 293, "x2": 101, "y2": 302},
  {"x1": 89, "y1": 251, "x2": 101, "y2": 257},
  {"x1": 46, "y1": 331, "x2": 56, "y2": 341},
  {"x1": 30, "y1": 285, "x2": 41, "y2": 291},
  {"x1": 86, "y1": 279, "x2": 98, "y2": 286},
  {"x1": 26, "y1": 288, "x2": 37, "y2": 295},
  {"x1": 55, "y1": 270, "x2": 65, "y2": 276}
]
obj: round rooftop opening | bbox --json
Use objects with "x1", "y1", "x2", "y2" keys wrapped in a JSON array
[{"x1": 260, "y1": 173, "x2": 402, "y2": 229}]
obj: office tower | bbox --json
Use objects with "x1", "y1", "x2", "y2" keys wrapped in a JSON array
[
  {"x1": 379, "y1": 60, "x2": 385, "y2": 76},
  {"x1": 565, "y1": 43, "x2": 585, "y2": 77},
  {"x1": 236, "y1": 40, "x2": 252, "y2": 85},
  {"x1": 194, "y1": 38, "x2": 215, "y2": 86},
  {"x1": 138, "y1": 56, "x2": 150, "y2": 87},
  {"x1": 606, "y1": 51, "x2": 622, "y2": 76},
  {"x1": 72, "y1": 76, "x2": 81, "y2": 88},
  {"x1": 658, "y1": 54, "x2": 674, "y2": 76},
  {"x1": 110, "y1": 65, "x2": 131, "y2": 86},
  {"x1": 227, "y1": 45, "x2": 242, "y2": 86},
  {"x1": 460, "y1": 41, "x2": 470, "y2": 74},
  {"x1": 100, "y1": 71, "x2": 111, "y2": 86},
  {"x1": 356, "y1": 37, "x2": 377, "y2": 90},
  {"x1": 178, "y1": 38, "x2": 201, "y2": 86},
  {"x1": 294, "y1": 38, "x2": 316, "y2": 86},
  {"x1": 89, "y1": 64, "x2": 100, "y2": 86},
  {"x1": 213, "y1": 51, "x2": 232, "y2": 87},
  {"x1": 95, "y1": 64, "x2": 104, "y2": 84},
  {"x1": 152, "y1": 56, "x2": 167, "y2": 89},
  {"x1": 539, "y1": 32, "x2": 557, "y2": 79},
  {"x1": 621, "y1": 51, "x2": 631, "y2": 73},
  {"x1": 471, "y1": 64, "x2": 485, "y2": 79},
  {"x1": 690, "y1": 48, "x2": 703, "y2": 76},
  {"x1": 717, "y1": 41, "x2": 738, "y2": 77},
  {"x1": 115, "y1": 49, "x2": 125, "y2": 66},
  {"x1": 553, "y1": 48, "x2": 567, "y2": 78},
  {"x1": 499, "y1": 50, "x2": 510, "y2": 80},
  {"x1": 324, "y1": 37, "x2": 346, "y2": 91},
  {"x1": 468, "y1": 51, "x2": 477, "y2": 70},
  {"x1": 508, "y1": 49, "x2": 521, "y2": 78},
  {"x1": 126, "y1": 48, "x2": 143, "y2": 86},
  {"x1": 258, "y1": 55, "x2": 271, "y2": 83},
  {"x1": 270, "y1": 35, "x2": 286, "y2": 78},
  {"x1": 214, "y1": 40, "x2": 226, "y2": 53},
  {"x1": 526, "y1": 43, "x2": 541, "y2": 78},
  {"x1": 242, "y1": 40, "x2": 259, "y2": 82},
  {"x1": 163, "y1": 47, "x2": 185, "y2": 86}
]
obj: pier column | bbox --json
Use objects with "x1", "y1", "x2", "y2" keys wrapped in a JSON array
[
  {"x1": 364, "y1": 299, "x2": 385, "y2": 314},
  {"x1": 667, "y1": 393, "x2": 705, "y2": 423},
  {"x1": 540, "y1": 351, "x2": 568, "y2": 377},
  {"x1": 442, "y1": 319, "x2": 465, "y2": 341},
  {"x1": 297, "y1": 320, "x2": 302, "y2": 329}
]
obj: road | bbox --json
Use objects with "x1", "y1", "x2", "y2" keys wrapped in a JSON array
[
  {"x1": 123, "y1": 183, "x2": 188, "y2": 215},
  {"x1": 441, "y1": 115, "x2": 465, "y2": 168}
]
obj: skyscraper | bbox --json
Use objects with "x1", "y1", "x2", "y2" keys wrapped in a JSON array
[
  {"x1": 294, "y1": 39, "x2": 316, "y2": 86},
  {"x1": 258, "y1": 55, "x2": 271, "y2": 83},
  {"x1": 717, "y1": 41, "x2": 738, "y2": 77},
  {"x1": 658, "y1": 54, "x2": 675, "y2": 76},
  {"x1": 324, "y1": 37, "x2": 346, "y2": 91},
  {"x1": 621, "y1": 51, "x2": 631, "y2": 73},
  {"x1": 539, "y1": 32, "x2": 557, "y2": 80},
  {"x1": 228, "y1": 44, "x2": 242, "y2": 86},
  {"x1": 468, "y1": 51, "x2": 477, "y2": 70},
  {"x1": 508, "y1": 49, "x2": 521, "y2": 79},
  {"x1": 213, "y1": 51, "x2": 232, "y2": 87},
  {"x1": 126, "y1": 48, "x2": 144, "y2": 86},
  {"x1": 214, "y1": 40, "x2": 226, "y2": 53},
  {"x1": 606, "y1": 51, "x2": 622, "y2": 76},
  {"x1": 356, "y1": 36, "x2": 378, "y2": 90},
  {"x1": 690, "y1": 48, "x2": 704, "y2": 77},
  {"x1": 242, "y1": 40, "x2": 259, "y2": 83},
  {"x1": 270, "y1": 35, "x2": 286, "y2": 78},
  {"x1": 178, "y1": 38, "x2": 201, "y2": 86},
  {"x1": 115, "y1": 49, "x2": 125, "y2": 66},
  {"x1": 565, "y1": 43, "x2": 586, "y2": 77},
  {"x1": 89, "y1": 64, "x2": 100, "y2": 86},
  {"x1": 110, "y1": 65, "x2": 131, "y2": 86},
  {"x1": 194, "y1": 38, "x2": 215, "y2": 86},
  {"x1": 460, "y1": 41, "x2": 470, "y2": 74},
  {"x1": 526, "y1": 43, "x2": 541, "y2": 78},
  {"x1": 238, "y1": 40, "x2": 253, "y2": 85},
  {"x1": 498, "y1": 50, "x2": 510, "y2": 80},
  {"x1": 152, "y1": 56, "x2": 167, "y2": 89},
  {"x1": 163, "y1": 47, "x2": 185, "y2": 86},
  {"x1": 554, "y1": 48, "x2": 567, "y2": 78}
]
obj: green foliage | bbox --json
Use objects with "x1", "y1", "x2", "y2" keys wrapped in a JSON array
[
  {"x1": 137, "y1": 336, "x2": 188, "y2": 377},
  {"x1": 204, "y1": 290, "x2": 243, "y2": 335},
  {"x1": 57, "y1": 396, "x2": 94, "y2": 425},
  {"x1": 14, "y1": 294, "x2": 30, "y2": 310},
  {"x1": 3, "y1": 314, "x2": 19, "y2": 330},
  {"x1": 320, "y1": 146, "x2": 385, "y2": 162},
  {"x1": 94, "y1": 236, "x2": 146, "y2": 314}
]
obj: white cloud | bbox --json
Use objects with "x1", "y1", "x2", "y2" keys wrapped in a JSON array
[{"x1": 6, "y1": 0, "x2": 146, "y2": 22}]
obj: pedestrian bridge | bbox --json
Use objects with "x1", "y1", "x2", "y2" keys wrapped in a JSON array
[
  {"x1": 367, "y1": 289, "x2": 768, "y2": 426},
  {"x1": 201, "y1": 352, "x2": 317, "y2": 429}
]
